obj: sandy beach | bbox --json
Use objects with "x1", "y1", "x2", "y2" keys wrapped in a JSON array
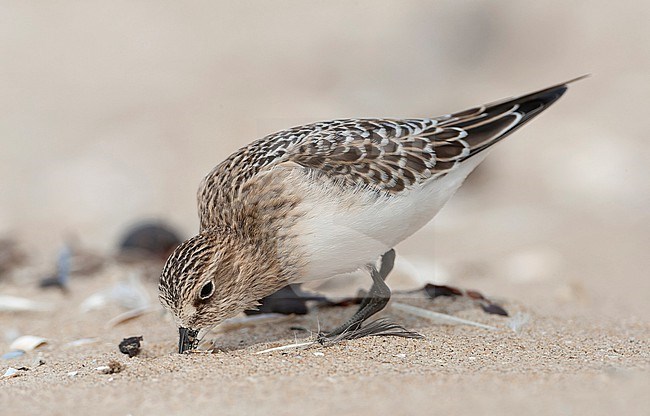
[
  {"x1": 1, "y1": 242, "x2": 649, "y2": 416},
  {"x1": 1, "y1": 1, "x2": 649, "y2": 415}
]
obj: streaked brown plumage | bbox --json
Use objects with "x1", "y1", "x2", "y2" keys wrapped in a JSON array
[{"x1": 159, "y1": 77, "x2": 584, "y2": 353}]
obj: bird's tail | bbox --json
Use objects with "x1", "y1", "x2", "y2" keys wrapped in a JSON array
[{"x1": 438, "y1": 75, "x2": 588, "y2": 158}]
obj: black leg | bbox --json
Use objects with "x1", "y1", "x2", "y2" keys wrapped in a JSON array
[
  {"x1": 319, "y1": 249, "x2": 422, "y2": 344},
  {"x1": 347, "y1": 248, "x2": 394, "y2": 317}
]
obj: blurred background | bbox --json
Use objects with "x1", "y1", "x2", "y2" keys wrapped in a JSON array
[{"x1": 1, "y1": 1, "x2": 648, "y2": 316}]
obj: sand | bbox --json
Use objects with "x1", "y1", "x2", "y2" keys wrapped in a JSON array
[
  {"x1": 1, "y1": 3, "x2": 649, "y2": 414},
  {"x1": 1, "y1": 261, "x2": 648, "y2": 416}
]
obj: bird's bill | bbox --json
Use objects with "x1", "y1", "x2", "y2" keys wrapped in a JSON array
[{"x1": 178, "y1": 327, "x2": 199, "y2": 353}]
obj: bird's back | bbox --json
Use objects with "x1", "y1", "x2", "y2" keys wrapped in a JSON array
[{"x1": 197, "y1": 79, "x2": 576, "y2": 237}]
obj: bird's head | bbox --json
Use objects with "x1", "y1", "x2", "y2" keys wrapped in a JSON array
[{"x1": 158, "y1": 230, "x2": 262, "y2": 353}]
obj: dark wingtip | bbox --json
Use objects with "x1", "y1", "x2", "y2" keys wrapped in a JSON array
[{"x1": 563, "y1": 74, "x2": 591, "y2": 85}]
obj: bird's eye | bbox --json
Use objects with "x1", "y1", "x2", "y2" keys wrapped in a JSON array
[{"x1": 199, "y1": 281, "x2": 215, "y2": 300}]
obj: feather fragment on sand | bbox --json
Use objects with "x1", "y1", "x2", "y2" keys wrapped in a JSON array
[
  {"x1": 106, "y1": 306, "x2": 157, "y2": 328},
  {"x1": 391, "y1": 302, "x2": 497, "y2": 330},
  {"x1": 255, "y1": 341, "x2": 315, "y2": 354},
  {"x1": 64, "y1": 338, "x2": 99, "y2": 348},
  {"x1": 507, "y1": 312, "x2": 531, "y2": 333}
]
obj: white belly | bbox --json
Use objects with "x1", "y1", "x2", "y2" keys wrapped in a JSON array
[{"x1": 290, "y1": 154, "x2": 487, "y2": 282}]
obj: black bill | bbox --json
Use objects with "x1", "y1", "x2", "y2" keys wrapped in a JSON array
[{"x1": 178, "y1": 327, "x2": 199, "y2": 353}]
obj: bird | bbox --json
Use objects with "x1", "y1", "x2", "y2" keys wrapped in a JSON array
[{"x1": 159, "y1": 76, "x2": 585, "y2": 353}]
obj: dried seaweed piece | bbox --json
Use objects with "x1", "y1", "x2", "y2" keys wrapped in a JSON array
[
  {"x1": 420, "y1": 284, "x2": 509, "y2": 316},
  {"x1": 39, "y1": 244, "x2": 71, "y2": 292},
  {"x1": 423, "y1": 284, "x2": 463, "y2": 298},
  {"x1": 119, "y1": 222, "x2": 182, "y2": 261},
  {"x1": 480, "y1": 303, "x2": 509, "y2": 316},
  {"x1": 118, "y1": 336, "x2": 143, "y2": 357},
  {"x1": 466, "y1": 290, "x2": 485, "y2": 300}
]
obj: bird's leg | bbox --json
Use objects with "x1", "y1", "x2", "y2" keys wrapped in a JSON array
[
  {"x1": 319, "y1": 249, "x2": 422, "y2": 344},
  {"x1": 353, "y1": 248, "x2": 395, "y2": 313}
]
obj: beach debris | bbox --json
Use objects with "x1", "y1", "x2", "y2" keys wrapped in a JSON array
[
  {"x1": 391, "y1": 302, "x2": 497, "y2": 330},
  {"x1": 67, "y1": 371, "x2": 78, "y2": 377},
  {"x1": 64, "y1": 338, "x2": 99, "y2": 348},
  {"x1": 95, "y1": 360, "x2": 124, "y2": 374},
  {"x1": 421, "y1": 284, "x2": 509, "y2": 317},
  {"x1": 312, "y1": 351, "x2": 324, "y2": 357},
  {"x1": 0, "y1": 295, "x2": 52, "y2": 312},
  {"x1": 106, "y1": 305, "x2": 158, "y2": 328},
  {"x1": 480, "y1": 303, "x2": 509, "y2": 316},
  {"x1": 9, "y1": 335, "x2": 47, "y2": 352},
  {"x1": 255, "y1": 341, "x2": 315, "y2": 354},
  {"x1": 80, "y1": 272, "x2": 150, "y2": 312},
  {"x1": 310, "y1": 283, "x2": 509, "y2": 317},
  {"x1": 2, "y1": 367, "x2": 19, "y2": 378},
  {"x1": 39, "y1": 244, "x2": 72, "y2": 291},
  {"x1": 32, "y1": 355, "x2": 45, "y2": 367},
  {"x1": 507, "y1": 312, "x2": 531, "y2": 333},
  {"x1": 118, "y1": 222, "x2": 182, "y2": 261},
  {"x1": 119, "y1": 336, "x2": 143, "y2": 357},
  {"x1": 79, "y1": 293, "x2": 108, "y2": 312},
  {"x1": 423, "y1": 284, "x2": 463, "y2": 298},
  {"x1": 1, "y1": 351, "x2": 25, "y2": 360}
]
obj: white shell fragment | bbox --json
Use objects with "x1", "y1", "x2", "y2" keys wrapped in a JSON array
[
  {"x1": 67, "y1": 371, "x2": 78, "y2": 377},
  {"x1": 1, "y1": 350, "x2": 25, "y2": 360},
  {"x1": 0, "y1": 295, "x2": 52, "y2": 312},
  {"x1": 9, "y1": 335, "x2": 48, "y2": 352},
  {"x1": 3, "y1": 367, "x2": 19, "y2": 378}
]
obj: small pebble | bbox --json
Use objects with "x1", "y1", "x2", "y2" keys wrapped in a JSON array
[
  {"x1": 95, "y1": 360, "x2": 124, "y2": 374},
  {"x1": 119, "y1": 336, "x2": 143, "y2": 357}
]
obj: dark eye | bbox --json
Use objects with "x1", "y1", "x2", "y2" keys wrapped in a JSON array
[{"x1": 199, "y1": 281, "x2": 215, "y2": 300}]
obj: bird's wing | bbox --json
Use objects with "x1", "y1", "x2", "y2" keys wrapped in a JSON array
[
  {"x1": 279, "y1": 80, "x2": 572, "y2": 193},
  {"x1": 198, "y1": 78, "x2": 579, "y2": 228}
]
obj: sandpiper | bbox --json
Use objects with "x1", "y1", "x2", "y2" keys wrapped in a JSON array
[{"x1": 159, "y1": 77, "x2": 584, "y2": 353}]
